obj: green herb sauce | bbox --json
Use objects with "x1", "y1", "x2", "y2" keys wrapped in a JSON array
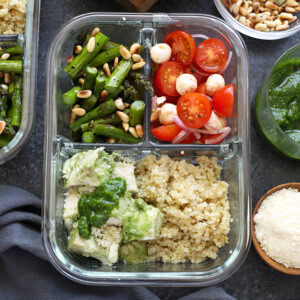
[
  {"x1": 78, "y1": 177, "x2": 127, "y2": 238},
  {"x1": 269, "y1": 58, "x2": 300, "y2": 143}
]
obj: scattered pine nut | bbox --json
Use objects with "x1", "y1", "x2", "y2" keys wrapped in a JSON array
[
  {"x1": 103, "y1": 63, "x2": 111, "y2": 77},
  {"x1": 285, "y1": 6, "x2": 296, "y2": 13},
  {"x1": 100, "y1": 90, "x2": 108, "y2": 101},
  {"x1": 124, "y1": 103, "x2": 130, "y2": 108},
  {"x1": 0, "y1": 120, "x2": 6, "y2": 135},
  {"x1": 132, "y1": 61, "x2": 146, "y2": 70},
  {"x1": 150, "y1": 108, "x2": 161, "y2": 122},
  {"x1": 72, "y1": 107, "x2": 86, "y2": 116},
  {"x1": 74, "y1": 45, "x2": 83, "y2": 54},
  {"x1": 130, "y1": 43, "x2": 141, "y2": 55},
  {"x1": 4, "y1": 73, "x2": 10, "y2": 84},
  {"x1": 77, "y1": 90, "x2": 92, "y2": 98},
  {"x1": 1, "y1": 53, "x2": 10, "y2": 60},
  {"x1": 91, "y1": 27, "x2": 100, "y2": 37},
  {"x1": 78, "y1": 78, "x2": 85, "y2": 86},
  {"x1": 276, "y1": 24, "x2": 289, "y2": 30},
  {"x1": 70, "y1": 104, "x2": 80, "y2": 124},
  {"x1": 115, "y1": 98, "x2": 125, "y2": 110},
  {"x1": 255, "y1": 23, "x2": 268, "y2": 31},
  {"x1": 106, "y1": 138, "x2": 116, "y2": 143},
  {"x1": 135, "y1": 124, "x2": 143, "y2": 138},
  {"x1": 286, "y1": 0, "x2": 299, "y2": 7},
  {"x1": 119, "y1": 46, "x2": 131, "y2": 60},
  {"x1": 116, "y1": 111, "x2": 129, "y2": 123},
  {"x1": 67, "y1": 55, "x2": 74, "y2": 64},
  {"x1": 87, "y1": 37, "x2": 95, "y2": 53},
  {"x1": 129, "y1": 127, "x2": 139, "y2": 138},
  {"x1": 122, "y1": 122, "x2": 129, "y2": 132},
  {"x1": 132, "y1": 54, "x2": 142, "y2": 63},
  {"x1": 113, "y1": 57, "x2": 119, "y2": 70},
  {"x1": 279, "y1": 12, "x2": 294, "y2": 20}
]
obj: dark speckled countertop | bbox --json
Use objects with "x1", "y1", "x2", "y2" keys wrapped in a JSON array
[{"x1": 0, "y1": 1, "x2": 299, "y2": 299}]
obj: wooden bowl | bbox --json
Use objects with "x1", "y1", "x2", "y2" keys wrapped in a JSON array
[{"x1": 252, "y1": 183, "x2": 300, "y2": 275}]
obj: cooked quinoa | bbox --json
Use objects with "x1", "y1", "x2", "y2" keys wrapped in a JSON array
[
  {"x1": 0, "y1": 0, "x2": 26, "y2": 34},
  {"x1": 136, "y1": 155, "x2": 231, "y2": 264}
]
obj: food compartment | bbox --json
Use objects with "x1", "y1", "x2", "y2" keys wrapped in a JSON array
[{"x1": 43, "y1": 144, "x2": 249, "y2": 285}]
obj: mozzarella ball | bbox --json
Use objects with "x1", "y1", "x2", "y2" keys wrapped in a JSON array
[
  {"x1": 204, "y1": 110, "x2": 227, "y2": 130},
  {"x1": 159, "y1": 103, "x2": 177, "y2": 125},
  {"x1": 175, "y1": 74, "x2": 197, "y2": 96},
  {"x1": 150, "y1": 43, "x2": 172, "y2": 64},
  {"x1": 205, "y1": 74, "x2": 225, "y2": 97}
]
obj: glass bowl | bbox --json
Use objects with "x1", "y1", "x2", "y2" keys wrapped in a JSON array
[
  {"x1": 214, "y1": 0, "x2": 300, "y2": 40},
  {"x1": 256, "y1": 44, "x2": 300, "y2": 160}
]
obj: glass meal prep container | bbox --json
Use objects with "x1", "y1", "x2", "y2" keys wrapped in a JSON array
[
  {"x1": 0, "y1": 0, "x2": 40, "y2": 164},
  {"x1": 43, "y1": 13, "x2": 251, "y2": 286}
]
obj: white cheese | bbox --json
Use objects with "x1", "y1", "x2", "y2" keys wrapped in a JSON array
[{"x1": 254, "y1": 188, "x2": 300, "y2": 269}]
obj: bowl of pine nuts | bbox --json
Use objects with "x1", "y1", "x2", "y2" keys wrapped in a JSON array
[{"x1": 214, "y1": 0, "x2": 300, "y2": 39}]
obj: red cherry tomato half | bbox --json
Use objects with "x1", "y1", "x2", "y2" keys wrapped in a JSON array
[
  {"x1": 200, "y1": 133, "x2": 224, "y2": 144},
  {"x1": 179, "y1": 134, "x2": 197, "y2": 144},
  {"x1": 212, "y1": 84, "x2": 234, "y2": 117},
  {"x1": 194, "y1": 38, "x2": 227, "y2": 73},
  {"x1": 184, "y1": 65, "x2": 206, "y2": 84},
  {"x1": 196, "y1": 82, "x2": 206, "y2": 94},
  {"x1": 155, "y1": 61, "x2": 184, "y2": 97},
  {"x1": 164, "y1": 31, "x2": 196, "y2": 66},
  {"x1": 151, "y1": 124, "x2": 182, "y2": 142},
  {"x1": 152, "y1": 79, "x2": 179, "y2": 104},
  {"x1": 177, "y1": 92, "x2": 212, "y2": 128}
]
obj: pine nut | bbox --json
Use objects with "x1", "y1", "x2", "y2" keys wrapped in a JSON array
[
  {"x1": 119, "y1": 46, "x2": 131, "y2": 60},
  {"x1": 67, "y1": 55, "x2": 74, "y2": 64},
  {"x1": 74, "y1": 45, "x2": 83, "y2": 54},
  {"x1": 135, "y1": 124, "x2": 143, "y2": 138},
  {"x1": 265, "y1": 20, "x2": 277, "y2": 27},
  {"x1": 1, "y1": 53, "x2": 10, "y2": 60},
  {"x1": 87, "y1": 37, "x2": 95, "y2": 53},
  {"x1": 91, "y1": 27, "x2": 100, "y2": 37},
  {"x1": 279, "y1": 12, "x2": 294, "y2": 20},
  {"x1": 116, "y1": 111, "x2": 129, "y2": 123},
  {"x1": 72, "y1": 107, "x2": 86, "y2": 116},
  {"x1": 285, "y1": 6, "x2": 296, "y2": 13},
  {"x1": 255, "y1": 23, "x2": 268, "y2": 30},
  {"x1": 100, "y1": 90, "x2": 108, "y2": 101},
  {"x1": 132, "y1": 54, "x2": 142, "y2": 63},
  {"x1": 1, "y1": 84, "x2": 8, "y2": 91},
  {"x1": 77, "y1": 90, "x2": 92, "y2": 98},
  {"x1": 106, "y1": 138, "x2": 116, "y2": 143},
  {"x1": 4, "y1": 73, "x2": 10, "y2": 84},
  {"x1": 70, "y1": 104, "x2": 80, "y2": 124},
  {"x1": 265, "y1": 1, "x2": 278, "y2": 10},
  {"x1": 122, "y1": 122, "x2": 129, "y2": 132},
  {"x1": 113, "y1": 57, "x2": 119, "y2": 70},
  {"x1": 115, "y1": 98, "x2": 125, "y2": 110},
  {"x1": 0, "y1": 120, "x2": 6, "y2": 134},
  {"x1": 233, "y1": 1, "x2": 242, "y2": 16},
  {"x1": 129, "y1": 43, "x2": 141, "y2": 55},
  {"x1": 274, "y1": 18, "x2": 282, "y2": 26},
  {"x1": 247, "y1": 6, "x2": 253, "y2": 14},
  {"x1": 286, "y1": 0, "x2": 299, "y2": 7},
  {"x1": 78, "y1": 78, "x2": 85, "y2": 86},
  {"x1": 124, "y1": 103, "x2": 130, "y2": 108},
  {"x1": 239, "y1": 16, "x2": 247, "y2": 25},
  {"x1": 103, "y1": 63, "x2": 111, "y2": 77},
  {"x1": 150, "y1": 108, "x2": 161, "y2": 122},
  {"x1": 296, "y1": 5, "x2": 300, "y2": 12},
  {"x1": 276, "y1": 24, "x2": 289, "y2": 30},
  {"x1": 132, "y1": 61, "x2": 146, "y2": 70},
  {"x1": 129, "y1": 127, "x2": 139, "y2": 138},
  {"x1": 239, "y1": 6, "x2": 248, "y2": 16},
  {"x1": 283, "y1": 20, "x2": 289, "y2": 25},
  {"x1": 253, "y1": 2, "x2": 260, "y2": 13},
  {"x1": 289, "y1": 16, "x2": 297, "y2": 23},
  {"x1": 241, "y1": 0, "x2": 249, "y2": 10}
]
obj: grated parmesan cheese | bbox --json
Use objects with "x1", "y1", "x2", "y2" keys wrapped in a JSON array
[{"x1": 254, "y1": 188, "x2": 300, "y2": 269}]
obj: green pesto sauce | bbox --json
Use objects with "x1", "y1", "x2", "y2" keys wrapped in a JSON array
[
  {"x1": 78, "y1": 177, "x2": 127, "y2": 238},
  {"x1": 269, "y1": 58, "x2": 300, "y2": 142}
]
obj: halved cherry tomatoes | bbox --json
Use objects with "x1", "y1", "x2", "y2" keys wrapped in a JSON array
[
  {"x1": 212, "y1": 84, "x2": 234, "y2": 117},
  {"x1": 155, "y1": 61, "x2": 184, "y2": 97},
  {"x1": 184, "y1": 65, "x2": 206, "y2": 84},
  {"x1": 200, "y1": 133, "x2": 224, "y2": 144},
  {"x1": 164, "y1": 31, "x2": 196, "y2": 66},
  {"x1": 196, "y1": 82, "x2": 206, "y2": 94},
  {"x1": 177, "y1": 93, "x2": 212, "y2": 128},
  {"x1": 151, "y1": 124, "x2": 182, "y2": 142},
  {"x1": 194, "y1": 38, "x2": 227, "y2": 73}
]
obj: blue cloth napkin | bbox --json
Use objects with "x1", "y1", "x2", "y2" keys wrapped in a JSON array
[{"x1": 0, "y1": 185, "x2": 235, "y2": 300}]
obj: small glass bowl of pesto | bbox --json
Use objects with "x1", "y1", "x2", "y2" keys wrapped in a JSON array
[{"x1": 256, "y1": 44, "x2": 300, "y2": 160}]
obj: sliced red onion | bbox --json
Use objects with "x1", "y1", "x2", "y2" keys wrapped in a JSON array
[
  {"x1": 151, "y1": 96, "x2": 158, "y2": 112},
  {"x1": 191, "y1": 63, "x2": 212, "y2": 77},
  {"x1": 172, "y1": 130, "x2": 190, "y2": 144},
  {"x1": 205, "y1": 95, "x2": 212, "y2": 102},
  {"x1": 194, "y1": 132, "x2": 201, "y2": 140},
  {"x1": 220, "y1": 51, "x2": 233, "y2": 74},
  {"x1": 191, "y1": 34, "x2": 209, "y2": 40},
  {"x1": 205, "y1": 127, "x2": 231, "y2": 144},
  {"x1": 173, "y1": 115, "x2": 201, "y2": 133}
]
